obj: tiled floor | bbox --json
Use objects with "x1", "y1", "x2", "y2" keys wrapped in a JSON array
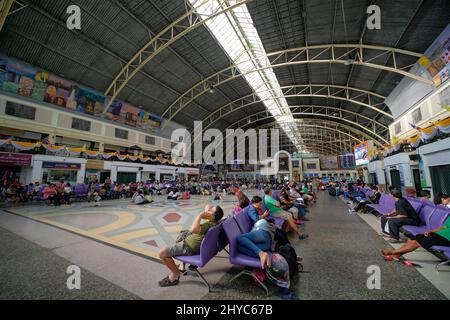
[
  {"x1": 5, "y1": 195, "x2": 237, "y2": 261},
  {"x1": 0, "y1": 192, "x2": 448, "y2": 300},
  {"x1": 343, "y1": 198, "x2": 450, "y2": 299}
]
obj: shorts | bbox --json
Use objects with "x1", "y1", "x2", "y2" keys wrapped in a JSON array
[
  {"x1": 271, "y1": 210, "x2": 291, "y2": 220},
  {"x1": 164, "y1": 242, "x2": 193, "y2": 257},
  {"x1": 410, "y1": 233, "x2": 450, "y2": 250},
  {"x1": 288, "y1": 207, "x2": 298, "y2": 219}
]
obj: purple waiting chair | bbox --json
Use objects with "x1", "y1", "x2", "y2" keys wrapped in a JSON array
[
  {"x1": 428, "y1": 206, "x2": 450, "y2": 230},
  {"x1": 234, "y1": 208, "x2": 252, "y2": 233},
  {"x1": 430, "y1": 246, "x2": 450, "y2": 271},
  {"x1": 74, "y1": 184, "x2": 87, "y2": 200},
  {"x1": 174, "y1": 223, "x2": 224, "y2": 292},
  {"x1": 402, "y1": 204, "x2": 436, "y2": 236},
  {"x1": 222, "y1": 217, "x2": 270, "y2": 295}
]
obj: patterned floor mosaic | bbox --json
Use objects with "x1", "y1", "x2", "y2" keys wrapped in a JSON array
[{"x1": 6, "y1": 195, "x2": 246, "y2": 260}]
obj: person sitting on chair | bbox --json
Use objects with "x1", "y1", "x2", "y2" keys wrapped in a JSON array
[
  {"x1": 263, "y1": 187, "x2": 308, "y2": 240},
  {"x1": 380, "y1": 189, "x2": 420, "y2": 243},
  {"x1": 158, "y1": 204, "x2": 224, "y2": 287},
  {"x1": 352, "y1": 185, "x2": 381, "y2": 213},
  {"x1": 381, "y1": 215, "x2": 450, "y2": 260}
]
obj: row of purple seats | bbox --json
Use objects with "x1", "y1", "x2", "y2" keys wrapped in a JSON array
[
  {"x1": 74, "y1": 184, "x2": 88, "y2": 199},
  {"x1": 366, "y1": 193, "x2": 396, "y2": 215},
  {"x1": 175, "y1": 206, "x2": 275, "y2": 294},
  {"x1": 400, "y1": 201, "x2": 450, "y2": 270},
  {"x1": 402, "y1": 203, "x2": 450, "y2": 236},
  {"x1": 174, "y1": 207, "x2": 268, "y2": 293},
  {"x1": 430, "y1": 246, "x2": 450, "y2": 271},
  {"x1": 354, "y1": 188, "x2": 372, "y2": 203},
  {"x1": 224, "y1": 209, "x2": 270, "y2": 295}
]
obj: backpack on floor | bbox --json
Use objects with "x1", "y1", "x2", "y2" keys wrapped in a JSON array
[
  {"x1": 274, "y1": 228, "x2": 290, "y2": 247},
  {"x1": 277, "y1": 243, "x2": 299, "y2": 278}
]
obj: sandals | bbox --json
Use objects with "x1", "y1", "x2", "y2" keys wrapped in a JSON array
[{"x1": 158, "y1": 276, "x2": 180, "y2": 287}]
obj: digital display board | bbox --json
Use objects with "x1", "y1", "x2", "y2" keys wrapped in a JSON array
[{"x1": 339, "y1": 153, "x2": 356, "y2": 168}]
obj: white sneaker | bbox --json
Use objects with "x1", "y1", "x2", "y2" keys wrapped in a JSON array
[{"x1": 348, "y1": 209, "x2": 354, "y2": 214}]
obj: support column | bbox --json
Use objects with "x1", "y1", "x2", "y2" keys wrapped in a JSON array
[{"x1": 110, "y1": 166, "x2": 118, "y2": 183}]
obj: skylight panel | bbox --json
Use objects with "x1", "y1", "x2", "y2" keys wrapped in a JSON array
[{"x1": 188, "y1": 0, "x2": 303, "y2": 150}]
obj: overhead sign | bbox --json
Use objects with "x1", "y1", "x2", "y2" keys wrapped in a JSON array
[
  {"x1": 43, "y1": 162, "x2": 80, "y2": 170},
  {"x1": 0, "y1": 152, "x2": 32, "y2": 166}
]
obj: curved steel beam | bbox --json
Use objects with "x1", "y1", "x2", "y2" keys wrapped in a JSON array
[
  {"x1": 102, "y1": 0, "x2": 254, "y2": 113},
  {"x1": 199, "y1": 86, "x2": 391, "y2": 133},
  {"x1": 255, "y1": 118, "x2": 379, "y2": 146},
  {"x1": 163, "y1": 44, "x2": 431, "y2": 120},
  {"x1": 222, "y1": 122, "x2": 363, "y2": 159},
  {"x1": 228, "y1": 109, "x2": 388, "y2": 145},
  {"x1": 200, "y1": 102, "x2": 389, "y2": 138}
]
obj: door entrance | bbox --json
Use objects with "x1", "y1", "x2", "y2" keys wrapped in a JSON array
[
  {"x1": 430, "y1": 165, "x2": 450, "y2": 195},
  {"x1": 412, "y1": 169, "x2": 421, "y2": 195},
  {"x1": 390, "y1": 170, "x2": 401, "y2": 190}
]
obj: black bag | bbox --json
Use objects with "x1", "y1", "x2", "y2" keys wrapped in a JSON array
[
  {"x1": 274, "y1": 228, "x2": 290, "y2": 247},
  {"x1": 328, "y1": 187, "x2": 336, "y2": 196},
  {"x1": 277, "y1": 243, "x2": 299, "y2": 278}
]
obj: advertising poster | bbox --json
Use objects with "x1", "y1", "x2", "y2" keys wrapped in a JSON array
[
  {"x1": 32, "y1": 70, "x2": 49, "y2": 101},
  {"x1": 0, "y1": 53, "x2": 166, "y2": 133},
  {"x1": 105, "y1": 100, "x2": 164, "y2": 133},
  {"x1": 418, "y1": 159, "x2": 428, "y2": 188},
  {"x1": 354, "y1": 141, "x2": 372, "y2": 166}
]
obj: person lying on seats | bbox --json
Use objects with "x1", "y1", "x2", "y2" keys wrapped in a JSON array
[
  {"x1": 381, "y1": 215, "x2": 450, "y2": 259},
  {"x1": 380, "y1": 189, "x2": 420, "y2": 243},
  {"x1": 263, "y1": 187, "x2": 308, "y2": 240},
  {"x1": 158, "y1": 204, "x2": 224, "y2": 287},
  {"x1": 237, "y1": 217, "x2": 276, "y2": 270}
]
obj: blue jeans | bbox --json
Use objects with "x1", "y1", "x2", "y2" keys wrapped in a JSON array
[
  {"x1": 293, "y1": 202, "x2": 307, "y2": 218},
  {"x1": 237, "y1": 230, "x2": 271, "y2": 258}
]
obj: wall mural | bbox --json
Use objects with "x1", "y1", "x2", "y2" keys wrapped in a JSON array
[{"x1": 0, "y1": 54, "x2": 163, "y2": 133}]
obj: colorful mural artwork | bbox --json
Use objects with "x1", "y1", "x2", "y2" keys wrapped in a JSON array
[
  {"x1": 0, "y1": 54, "x2": 163, "y2": 132},
  {"x1": 419, "y1": 25, "x2": 450, "y2": 87}
]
